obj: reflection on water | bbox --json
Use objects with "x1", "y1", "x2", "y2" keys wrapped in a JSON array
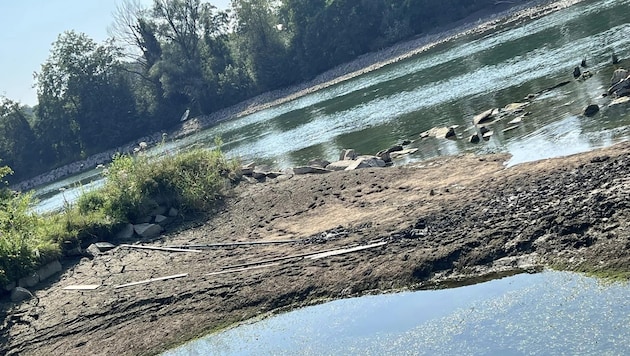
[{"x1": 165, "y1": 271, "x2": 630, "y2": 355}]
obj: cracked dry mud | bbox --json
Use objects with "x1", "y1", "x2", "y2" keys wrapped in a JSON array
[{"x1": 2, "y1": 142, "x2": 630, "y2": 355}]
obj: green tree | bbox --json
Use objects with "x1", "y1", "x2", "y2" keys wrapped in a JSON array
[{"x1": 0, "y1": 97, "x2": 39, "y2": 180}]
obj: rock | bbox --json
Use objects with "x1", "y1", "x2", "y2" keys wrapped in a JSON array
[
  {"x1": 581, "y1": 58, "x2": 587, "y2": 68},
  {"x1": 609, "y1": 96, "x2": 630, "y2": 107},
  {"x1": 389, "y1": 148, "x2": 418, "y2": 159},
  {"x1": 95, "y1": 242, "x2": 116, "y2": 252},
  {"x1": 241, "y1": 162, "x2": 256, "y2": 176},
  {"x1": 503, "y1": 102, "x2": 528, "y2": 113},
  {"x1": 339, "y1": 149, "x2": 357, "y2": 160},
  {"x1": 611, "y1": 69, "x2": 629, "y2": 85},
  {"x1": 133, "y1": 223, "x2": 163, "y2": 239},
  {"x1": 37, "y1": 260, "x2": 62, "y2": 281},
  {"x1": 580, "y1": 70, "x2": 593, "y2": 80},
  {"x1": 482, "y1": 131, "x2": 494, "y2": 141},
  {"x1": 154, "y1": 214, "x2": 168, "y2": 224},
  {"x1": 572, "y1": 66, "x2": 581, "y2": 79},
  {"x1": 116, "y1": 224, "x2": 135, "y2": 240},
  {"x1": 376, "y1": 150, "x2": 391, "y2": 163},
  {"x1": 345, "y1": 156, "x2": 386, "y2": 170},
  {"x1": 85, "y1": 244, "x2": 102, "y2": 257},
  {"x1": 326, "y1": 160, "x2": 356, "y2": 171},
  {"x1": 478, "y1": 126, "x2": 490, "y2": 135},
  {"x1": 251, "y1": 170, "x2": 267, "y2": 179},
  {"x1": 608, "y1": 74, "x2": 630, "y2": 97},
  {"x1": 420, "y1": 126, "x2": 455, "y2": 139},
  {"x1": 307, "y1": 159, "x2": 331, "y2": 168},
  {"x1": 4, "y1": 281, "x2": 16, "y2": 292},
  {"x1": 11, "y1": 287, "x2": 33, "y2": 303},
  {"x1": 502, "y1": 126, "x2": 519, "y2": 133},
  {"x1": 583, "y1": 104, "x2": 600, "y2": 117},
  {"x1": 612, "y1": 52, "x2": 620, "y2": 65},
  {"x1": 292, "y1": 166, "x2": 332, "y2": 175},
  {"x1": 65, "y1": 246, "x2": 83, "y2": 257},
  {"x1": 507, "y1": 116, "x2": 524, "y2": 125},
  {"x1": 386, "y1": 145, "x2": 403, "y2": 153},
  {"x1": 19, "y1": 273, "x2": 40, "y2": 288},
  {"x1": 469, "y1": 134, "x2": 480, "y2": 144},
  {"x1": 168, "y1": 207, "x2": 179, "y2": 217},
  {"x1": 473, "y1": 108, "x2": 498, "y2": 125},
  {"x1": 149, "y1": 206, "x2": 168, "y2": 217},
  {"x1": 400, "y1": 140, "x2": 412, "y2": 146}
]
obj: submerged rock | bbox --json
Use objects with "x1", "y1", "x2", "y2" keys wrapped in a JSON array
[{"x1": 583, "y1": 104, "x2": 600, "y2": 117}]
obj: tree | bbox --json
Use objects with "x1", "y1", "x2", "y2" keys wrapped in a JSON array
[
  {"x1": 35, "y1": 31, "x2": 140, "y2": 155},
  {"x1": 0, "y1": 98, "x2": 38, "y2": 180}
]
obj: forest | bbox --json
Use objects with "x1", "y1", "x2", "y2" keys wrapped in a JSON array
[{"x1": 0, "y1": 0, "x2": 504, "y2": 183}]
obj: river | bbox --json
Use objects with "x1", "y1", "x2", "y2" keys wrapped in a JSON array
[
  {"x1": 33, "y1": 0, "x2": 630, "y2": 212},
  {"x1": 164, "y1": 271, "x2": 630, "y2": 355}
]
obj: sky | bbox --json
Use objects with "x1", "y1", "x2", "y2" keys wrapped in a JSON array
[{"x1": 0, "y1": 0, "x2": 231, "y2": 106}]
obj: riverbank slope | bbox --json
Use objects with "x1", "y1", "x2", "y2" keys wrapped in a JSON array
[{"x1": 2, "y1": 141, "x2": 629, "y2": 355}]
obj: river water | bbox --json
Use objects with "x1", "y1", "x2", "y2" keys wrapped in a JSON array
[
  {"x1": 33, "y1": 0, "x2": 630, "y2": 212},
  {"x1": 164, "y1": 271, "x2": 630, "y2": 355}
]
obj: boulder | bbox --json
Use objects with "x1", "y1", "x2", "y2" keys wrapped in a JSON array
[
  {"x1": 608, "y1": 74, "x2": 630, "y2": 97},
  {"x1": 307, "y1": 159, "x2": 331, "y2": 168},
  {"x1": 339, "y1": 149, "x2": 357, "y2": 161},
  {"x1": 583, "y1": 104, "x2": 600, "y2": 117},
  {"x1": 85, "y1": 244, "x2": 102, "y2": 257},
  {"x1": 19, "y1": 273, "x2": 39, "y2": 288},
  {"x1": 326, "y1": 160, "x2": 356, "y2": 171},
  {"x1": 292, "y1": 166, "x2": 332, "y2": 175},
  {"x1": 482, "y1": 131, "x2": 494, "y2": 141},
  {"x1": 116, "y1": 223, "x2": 135, "y2": 240},
  {"x1": 168, "y1": 207, "x2": 179, "y2": 217},
  {"x1": 133, "y1": 223, "x2": 163, "y2": 239},
  {"x1": 389, "y1": 148, "x2": 418, "y2": 159},
  {"x1": 611, "y1": 69, "x2": 629, "y2": 85},
  {"x1": 37, "y1": 260, "x2": 62, "y2": 281},
  {"x1": 154, "y1": 214, "x2": 168, "y2": 224},
  {"x1": 469, "y1": 134, "x2": 480, "y2": 144},
  {"x1": 376, "y1": 150, "x2": 391, "y2": 163},
  {"x1": 94, "y1": 242, "x2": 116, "y2": 252},
  {"x1": 345, "y1": 156, "x2": 386, "y2": 170},
  {"x1": 420, "y1": 126, "x2": 456, "y2": 139},
  {"x1": 241, "y1": 162, "x2": 256, "y2": 176},
  {"x1": 11, "y1": 287, "x2": 33, "y2": 303},
  {"x1": 507, "y1": 116, "x2": 524, "y2": 125},
  {"x1": 473, "y1": 108, "x2": 498, "y2": 125},
  {"x1": 386, "y1": 145, "x2": 403, "y2": 153}
]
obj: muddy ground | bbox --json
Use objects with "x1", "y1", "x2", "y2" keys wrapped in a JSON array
[{"x1": 2, "y1": 141, "x2": 629, "y2": 355}]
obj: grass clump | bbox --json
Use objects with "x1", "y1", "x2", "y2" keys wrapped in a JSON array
[{"x1": 1, "y1": 141, "x2": 239, "y2": 287}]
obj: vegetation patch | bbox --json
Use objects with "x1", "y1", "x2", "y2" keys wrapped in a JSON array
[{"x1": 0, "y1": 142, "x2": 239, "y2": 288}]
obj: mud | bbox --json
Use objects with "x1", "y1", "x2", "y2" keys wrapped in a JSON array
[{"x1": 2, "y1": 141, "x2": 630, "y2": 355}]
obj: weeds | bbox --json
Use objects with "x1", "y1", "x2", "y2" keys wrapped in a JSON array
[{"x1": 0, "y1": 140, "x2": 239, "y2": 287}]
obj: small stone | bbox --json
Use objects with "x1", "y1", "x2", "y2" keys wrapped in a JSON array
[
  {"x1": 85, "y1": 244, "x2": 102, "y2": 257},
  {"x1": 469, "y1": 134, "x2": 480, "y2": 144},
  {"x1": 168, "y1": 207, "x2": 179, "y2": 217},
  {"x1": 11, "y1": 287, "x2": 33, "y2": 303},
  {"x1": 94, "y1": 242, "x2": 116, "y2": 252}
]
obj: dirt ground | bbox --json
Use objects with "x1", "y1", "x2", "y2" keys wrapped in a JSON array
[{"x1": 1, "y1": 141, "x2": 629, "y2": 355}]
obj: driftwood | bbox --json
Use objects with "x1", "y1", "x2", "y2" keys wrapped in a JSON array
[
  {"x1": 63, "y1": 285, "x2": 100, "y2": 290},
  {"x1": 217, "y1": 241, "x2": 389, "y2": 271},
  {"x1": 308, "y1": 241, "x2": 388, "y2": 260},
  {"x1": 114, "y1": 273, "x2": 188, "y2": 289},
  {"x1": 166, "y1": 239, "x2": 304, "y2": 249},
  {"x1": 119, "y1": 244, "x2": 203, "y2": 253},
  {"x1": 206, "y1": 263, "x2": 281, "y2": 276}
]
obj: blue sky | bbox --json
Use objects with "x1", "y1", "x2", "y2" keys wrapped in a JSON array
[{"x1": 0, "y1": 0, "x2": 230, "y2": 106}]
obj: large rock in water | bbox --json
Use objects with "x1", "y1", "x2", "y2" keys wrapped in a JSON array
[
  {"x1": 345, "y1": 156, "x2": 386, "y2": 170},
  {"x1": 473, "y1": 108, "x2": 499, "y2": 125},
  {"x1": 611, "y1": 68, "x2": 629, "y2": 85}
]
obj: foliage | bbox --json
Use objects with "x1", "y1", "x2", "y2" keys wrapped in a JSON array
[{"x1": 91, "y1": 142, "x2": 238, "y2": 222}]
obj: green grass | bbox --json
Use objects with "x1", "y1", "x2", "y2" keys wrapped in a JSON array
[{"x1": 0, "y1": 141, "x2": 239, "y2": 287}]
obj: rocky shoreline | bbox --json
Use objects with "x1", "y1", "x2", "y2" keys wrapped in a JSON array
[{"x1": 11, "y1": 0, "x2": 575, "y2": 193}]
